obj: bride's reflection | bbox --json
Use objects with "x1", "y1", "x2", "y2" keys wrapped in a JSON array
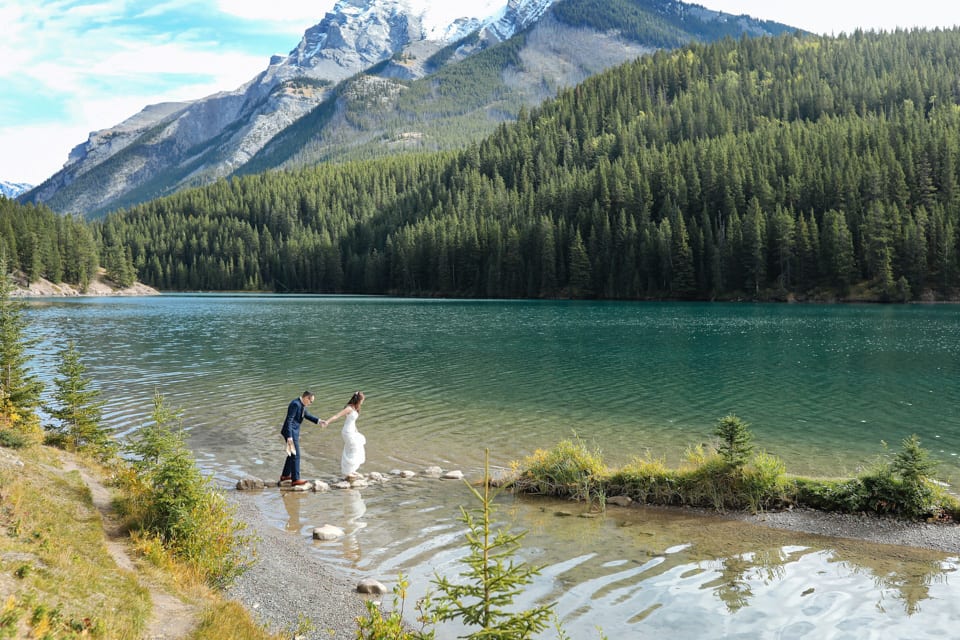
[{"x1": 342, "y1": 489, "x2": 367, "y2": 562}]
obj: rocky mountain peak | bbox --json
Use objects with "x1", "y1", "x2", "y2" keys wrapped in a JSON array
[
  {"x1": 484, "y1": 0, "x2": 557, "y2": 41},
  {"x1": 21, "y1": 0, "x2": 793, "y2": 217},
  {"x1": 275, "y1": 0, "x2": 425, "y2": 82}
]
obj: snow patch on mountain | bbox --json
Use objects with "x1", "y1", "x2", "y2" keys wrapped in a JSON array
[
  {"x1": 405, "y1": 0, "x2": 507, "y2": 38},
  {"x1": 1, "y1": 181, "x2": 33, "y2": 199}
]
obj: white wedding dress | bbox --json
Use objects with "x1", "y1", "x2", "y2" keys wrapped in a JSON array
[{"x1": 341, "y1": 408, "x2": 366, "y2": 476}]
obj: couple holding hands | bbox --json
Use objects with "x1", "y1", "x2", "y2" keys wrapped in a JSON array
[{"x1": 280, "y1": 390, "x2": 366, "y2": 486}]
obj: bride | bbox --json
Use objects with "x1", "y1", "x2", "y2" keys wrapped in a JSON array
[{"x1": 325, "y1": 391, "x2": 366, "y2": 477}]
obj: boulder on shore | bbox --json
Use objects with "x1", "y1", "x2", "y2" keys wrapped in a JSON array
[{"x1": 357, "y1": 578, "x2": 388, "y2": 595}]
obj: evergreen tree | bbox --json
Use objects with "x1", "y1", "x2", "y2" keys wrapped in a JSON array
[
  {"x1": 0, "y1": 261, "x2": 43, "y2": 419},
  {"x1": 715, "y1": 414, "x2": 754, "y2": 470},
  {"x1": 567, "y1": 229, "x2": 592, "y2": 298},
  {"x1": 45, "y1": 340, "x2": 113, "y2": 459},
  {"x1": 429, "y1": 451, "x2": 554, "y2": 639}
]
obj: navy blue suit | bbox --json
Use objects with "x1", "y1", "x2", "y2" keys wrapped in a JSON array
[{"x1": 281, "y1": 397, "x2": 319, "y2": 481}]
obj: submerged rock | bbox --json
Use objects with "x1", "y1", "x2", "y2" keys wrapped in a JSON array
[{"x1": 313, "y1": 525, "x2": 345, "y2": 541}]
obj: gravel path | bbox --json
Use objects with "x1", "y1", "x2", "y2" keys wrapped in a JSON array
[{"x1": 226, "y1": 491, "x2": 373, "y2": 640}]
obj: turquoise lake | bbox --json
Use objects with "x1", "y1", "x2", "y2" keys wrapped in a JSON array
[{"x1": 23, "y1": 296, "x2": 960, "y2": 637}]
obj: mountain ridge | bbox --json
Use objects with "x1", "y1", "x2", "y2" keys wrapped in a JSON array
[{"x1": 20, "y1": 0, "x2": 796, "y2": 217}]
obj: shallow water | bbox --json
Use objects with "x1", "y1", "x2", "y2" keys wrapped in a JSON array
[
  {"x1": 244, "y1": 476, "x2": 959, "y2": 639},
  {"x1": 23, "y1": 295, "x2": 960, "y2": 637}
]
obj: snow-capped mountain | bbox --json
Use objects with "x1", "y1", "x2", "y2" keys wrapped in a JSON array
[
  {"x1": 22, "y1": 0, "x2": 795, "y2": 217},
  {"x1": 24, "y1": 0, "x2": 535, "y2": 216},
  {"x1": 1, "y1": 181, "x2": 32, "y2": 199}
]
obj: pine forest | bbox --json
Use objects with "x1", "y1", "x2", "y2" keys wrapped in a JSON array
[{"x1": 6, "y1": 28, "x2": 960, "y2": 301}]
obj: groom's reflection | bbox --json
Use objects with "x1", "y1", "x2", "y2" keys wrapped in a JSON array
[{"x1": 281, "y1": 491, "x2": 304, "y2": 534}]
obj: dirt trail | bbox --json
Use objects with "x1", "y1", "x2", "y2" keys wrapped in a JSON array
[{"x1": 59, "y1": 459, "x2": 198, "y2": 639}]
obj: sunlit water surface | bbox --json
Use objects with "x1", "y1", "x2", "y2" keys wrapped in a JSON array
[{"x1": 23, "y1": 295, "x2": 960, "y2": 637}]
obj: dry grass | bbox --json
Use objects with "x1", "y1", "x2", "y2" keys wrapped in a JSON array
[
  {"x1": 190, "y1": 601, "x2": 286, "y2": 640},
  {"x1": 0, "y1": 445, "x2": 150, "y2": 638},
  {"x1": 0, "y1": 443, "x2": 281, "y2": 640}
]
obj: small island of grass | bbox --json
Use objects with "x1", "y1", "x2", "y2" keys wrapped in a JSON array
[{"x1": 511, "y1": 416, "x2": 960, "y2": 523}]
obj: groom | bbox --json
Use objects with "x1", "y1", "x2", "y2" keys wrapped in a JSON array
[{"x1": 280, "y1": 391, "x2": 327, "y2": 486}]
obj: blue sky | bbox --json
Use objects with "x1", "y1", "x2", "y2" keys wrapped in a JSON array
[{"x1": 1, "y1": 0, "x2": 958, "y2": 186}]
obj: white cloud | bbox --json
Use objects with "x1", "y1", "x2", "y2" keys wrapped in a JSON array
[
  {"x1": 701, "y1": 1, "x2": 960, "y2": 35},
  {"x1": 215, "y1": 0, "x2": 336, "y2": 33},
  {"x1": 0, "y1": 0, "x2": 304, "y2": 184},
  {"x1": 2, "y1": 124, "x2": 90, "y2": 186}
]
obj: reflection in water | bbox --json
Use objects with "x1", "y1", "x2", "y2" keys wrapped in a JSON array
[
  {"x1": 281, "y1": 491, "x2": 304, "y2": 534},
  {"x1": 256, "y1": 479, "x2": 960, "y2": 638},
  {"x1": 341, "y1": 489, "x2": 367, "y2": 562}
]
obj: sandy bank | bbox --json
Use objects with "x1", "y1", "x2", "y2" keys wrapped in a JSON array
[{"x1": 9, "y1": 270, "x2": 159, "y2": 296}]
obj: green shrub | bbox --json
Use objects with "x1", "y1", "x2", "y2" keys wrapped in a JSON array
[
  {"x1": 678, "y1": 447, "x2": 745, "y2": 511},
  {"x1": 741, "y1": 451, "x2": 788, "y2": 512},
  {"x1": 0, "y1": 425, "x2": 28, "y2": 449},
  {"x1": 607, "y1": 453, "x2": 681, "y2": 505},
  {"x1": 852, "y1": 435, "x2": 940, "y2": 520},
  {"x1": 117, "y1": 392, "x2": 252, "y2": 587},
  {"x1": 791, "y1": 477, "x2": 867, "y2": 512},
  {"x1": 514, "y1": 435, "x2": 606, "y2": 504}
]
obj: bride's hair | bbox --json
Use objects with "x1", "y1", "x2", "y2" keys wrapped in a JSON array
[{"x1": 347, "y1": 391, "x2": 364, "y2": 410}]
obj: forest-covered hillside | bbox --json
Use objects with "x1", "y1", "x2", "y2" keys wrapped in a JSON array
[
  {"x1": 0, "y1": 197, "x2": 136, "y2": 290},
  {"x1": 14, "y1": 29, "x2": 960, "y2": 301}
]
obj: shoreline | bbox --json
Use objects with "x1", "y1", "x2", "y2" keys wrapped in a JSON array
[
  {"x1": 726, "y1": 505, "x2": 960, "y2": 554},
  {"x1": 225, "y1": 490, "x2": 372, "y2": 640},
  {"x1": 222, "y1": 482, "x2": 960, "y2": 640},
  {"x1": 9, "y1": 271, "x2": 160, "y2": 297}
]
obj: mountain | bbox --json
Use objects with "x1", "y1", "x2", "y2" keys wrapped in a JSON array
[
  {"x1": 100, "y1": 28, "x2": 960, "y2": 303},
  {"x1": 21, "y1": 0, "x2": 797, "y2": 217},
  {"x1": 0, "y1": 181, "x2": 32, "y2": 199}
]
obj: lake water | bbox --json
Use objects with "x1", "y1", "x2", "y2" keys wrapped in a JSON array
[{"x1": 23, "y1": 295, "x2": 960, "y2": 637}]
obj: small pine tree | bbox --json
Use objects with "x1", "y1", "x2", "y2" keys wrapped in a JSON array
[
  {"x1": 714, "y1": 414, "x2": 754, "y2": 470},
  {"x1": 430, "y1": 450, "x2": 554, "y2": 639},
  {"x1": 0, "y1": 260, "x2": 44, "y2": 442},
  {"x1": 44, "y1": 340, "x2": 114, "y2": 460},
  {"x1": 122, "y1": 391, "x2": 251, "y2": 587},
  {"x1": 892, "y1": 434, "x2": 936, "y2": 485}
]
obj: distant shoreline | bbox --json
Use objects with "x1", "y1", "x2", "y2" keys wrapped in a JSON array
[{"x1": 10, "y1": 271, "x2": 160, "y2": 297}]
